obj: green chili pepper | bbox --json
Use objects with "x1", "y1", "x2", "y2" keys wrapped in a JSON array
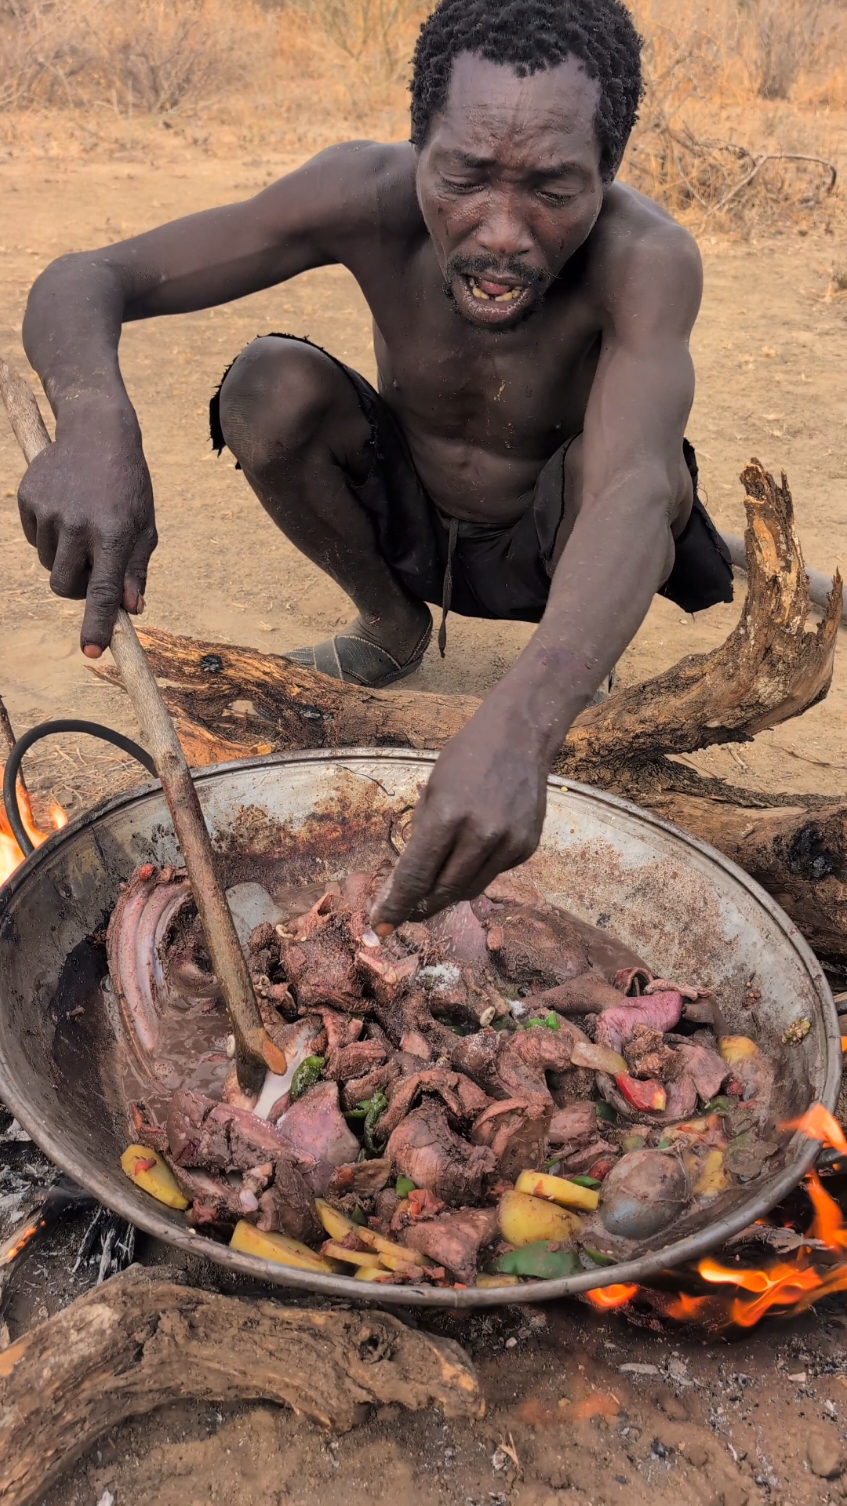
[
  {"x1": 396, "y1": 1175, "x2": 416, "y2": 1197},
  {"x1": 492, "y1": 1242, "x2": 580, "y2": 1280},
  {"x1": 595, "y1": 1100, "x2": 616, "y2": 1123},
  {"x1": 524, "y1": 1013, "x2": 560, "y2": 1031},
  {"x1": 545, "y1": 1157, "x2": 562, "y2": 1174},
  {"x1": 701, "y1": 1095, "x2": 734, "y2": 1115},
  {"x1": 289, "y1": 1055, "x2": 326, "y2": 1102},
  {"x1": 569, "y1": 1175, "x2": 602, "y2": 1189},
  {"x1": 582, "y1": 1247, "x2": 616, "y2": 1267},
  {"x1": 351, "y1": 1206, "x2": 367, "y2": 1225},
  {"x1": 362, "y1": 1090, "x2": 388, "y2": 1156}
]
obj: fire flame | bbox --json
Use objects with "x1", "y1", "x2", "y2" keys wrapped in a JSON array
[
  {"x1": 586, "y1": 1102, "x2": 847, "y2": 1328},
  {"x1": 0, "y1": 775, "x2": 67, "y2": 886}
]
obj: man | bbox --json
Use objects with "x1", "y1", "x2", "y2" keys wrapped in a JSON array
[{"x1": 17, "y1": 0, "x2": 732, "y2": 927}]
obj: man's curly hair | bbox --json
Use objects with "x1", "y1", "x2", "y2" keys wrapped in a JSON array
[{"x1": 410, "y1": 0, "x2": 644, "y2": 180}]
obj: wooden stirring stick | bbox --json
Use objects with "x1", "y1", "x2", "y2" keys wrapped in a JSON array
[{"x1": 0, "y1": 357, "x2": 281, "y2": 1094}]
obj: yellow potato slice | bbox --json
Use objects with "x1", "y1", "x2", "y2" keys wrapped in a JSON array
[
  {"x1": 120, "y1": 1144, "x2": 189, "y2": 1210},
  {"x1": 515, "y1": 1169, "x2": 600, "y2": 1212},
  {"x1": 476, "y1": 1274, "x2": 522, "y2": 1288},
  {"x1": 322, "y1": 1240, "x2": 385, "y2": 1268},
  {"x1": 354, "y1": 1266, "x2": 395, "y2": 1282},
  {"x1": 356, "y1": 1227, "x2": 425, "y2": 1265},
  {"x1": 691, "y1": 1149, "x2": 731, "y2": 1198},
  {"x1": 498, "y1": 1189, "x2": 581, "y2": 1247},
  {"x1": 718, "y1": 1035, "x2": 758, "y2": 1066},
  {"x1": 230, "y1": 1219, "x2": 335, "y2": 1273},
  {"x1": 315, "y1": 1198, "x2": 355, "y2": 1241}
]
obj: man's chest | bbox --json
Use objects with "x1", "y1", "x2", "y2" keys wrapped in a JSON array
[{"x1": 356, "y1": 254, "x2": 603, "y2": 452}]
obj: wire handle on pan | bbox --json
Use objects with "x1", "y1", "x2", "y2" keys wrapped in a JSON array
[{"x1": 2, "y1": 719, "x2": 156, "y2": 857}]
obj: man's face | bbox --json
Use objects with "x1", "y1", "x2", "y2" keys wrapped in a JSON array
[{"x1": 416, "y1": 52, "x2": 606, "y2": 330}]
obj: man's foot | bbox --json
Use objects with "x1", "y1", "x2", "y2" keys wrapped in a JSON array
[{"x1": 285, "y1": 608, "x2": 432, "y2": 688}]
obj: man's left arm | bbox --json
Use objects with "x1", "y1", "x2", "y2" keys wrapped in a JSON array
[{"x1": 374, "y1": 223, "x2": 703, "y2": 924}]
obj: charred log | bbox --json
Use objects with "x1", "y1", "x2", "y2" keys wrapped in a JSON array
[{"x1": 0, "y1": 1264, "x2": 483, "y2": 1506}]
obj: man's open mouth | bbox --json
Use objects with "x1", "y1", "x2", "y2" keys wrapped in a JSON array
[
  {"x1": 448, "y1": 269, "x2": 542, "y2": 326},
  {"x1": 468, "y1": 275, "x2": 525, "y2": 304}
]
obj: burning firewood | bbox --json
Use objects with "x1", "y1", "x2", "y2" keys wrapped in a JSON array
[
  {"x1": 94, "y1": 461, "x2": 847, "y2": 963},
  {"x1": 0, "y1": 694, "x2": 68, "y2": 885},
  {"x1": 0, "y1": 1264, "x2": 483, "y2": 1506}
]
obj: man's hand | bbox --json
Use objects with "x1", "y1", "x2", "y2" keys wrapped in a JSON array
[
  {"x1": 17, "y1": 402, "x2": 157, "y2": 655},
  {"x1": 371, "y1": 692, "x2": 549, "y2": 926}
]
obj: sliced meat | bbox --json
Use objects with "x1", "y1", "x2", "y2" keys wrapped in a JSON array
[
  {"x1": 168, "y1": 1165, "x2": 246, "y2": 1227},
  {"x1": 129, "y1": 1100, "x2": 169, "y2": 1156},
  {"x1": 339, "y1": 1061, "x2": 400, "y2": 1112},
  {"x1": 450, "y1": 1030, "x2": 502, "y2": 1089},
  {"x1": 166, "y1": 1088, "x2": 231, "y2": 1168},
  {"x1": 324, "y1": 1159, "x2": 393, "y2": 1199},
  {"x1": 427, "y1": 965, "x2": 508, "y2": 1029},
  {"x1": 356, "y1": 949, "x2": 419, "y2": 1006},
  {"x1": 481, "y1": 903, "x2": 589, "y2": 990},
  {"x1": 256, "y1": 1155, "x2": 322, "y2": 1243},
  {"x1": 532, "y1": 974, "x2": 628, "y2": 1016},
  {"x1": 623, "y1": 1024, "x2": 676, "y2": 1080},
  {"x1": 375, "y1": 988, "x2": 461, "y2": 1058},
  {"x1": 276, "y1": 1080, "x2": 360, "y2": 1189},
  {"x1": 309, "y1": 1007, "x2": 363, "y2": 1056},
  {"x1": 107, "y1": 864, "x2": 196, "y2": 1074},
  {"x1": 277, "y1": 895, "x2": 365, "y2": 1012},
  {"x1": 494, "y1": 1024, "x2": 584, "y2": 1099},
  {"x1": 668, "y1": 1041, "x2": 729, "y2": 1102},
  {"x1": 324, "y1": 1039, "x2": 388, "y2": 1081},
  {"x1": 225, "y1": 1104, "x2": 296, "y2": 1168},
  {"x1": 548, "y1": 1101, "x2": 598, "y2": 1146},
  {"x1": 378, "y1": 1068, "x2": 489, "y2": 1141},
  {"x1": 387, "y1": 1102, "x2": 498, "y2": 1206},
  {"x1": 470, "y1": 1096, "x2": 551, "y2": 1182},
  {"x1": 426, "y1": 902, "x2": 490, "y2": 966},
  {"x1": 555, "y1": 1137, "x2": 618, "y2": 1175},
  {"x1": 596, "y1": 991, "x2": 683, "y2": 1054},
  {"x1": 399, "y1": 1029, "x2": 433, "y2": 1061},
  {"x1": 402, "y1": 1207, "x2": 499, "y2": 1284}
]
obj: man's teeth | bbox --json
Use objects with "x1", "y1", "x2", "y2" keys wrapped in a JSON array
[{"x1": 468, "y1": 277, "x2": 523, "y2": 303}]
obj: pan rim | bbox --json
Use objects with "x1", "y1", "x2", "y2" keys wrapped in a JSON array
[{"x1": 0, "y1": 746, "x2": 838, "y2": 1309}]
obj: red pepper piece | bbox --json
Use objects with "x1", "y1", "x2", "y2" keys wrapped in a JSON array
[
  {"x1": 587, "y1": 1157, "x2": 616, "y2": 1181},
  {"x1": 614, "y1": 1073, "x2": 667, "y2": 1112}
]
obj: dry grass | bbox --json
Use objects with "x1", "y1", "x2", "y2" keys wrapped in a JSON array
[{"x1": 0, "y1": 0, "x2": 844, "y2": 233}]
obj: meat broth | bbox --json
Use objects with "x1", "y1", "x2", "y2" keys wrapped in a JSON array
[{"x1": 108, "y1": 863, "x2": 781, "y2": 1287}]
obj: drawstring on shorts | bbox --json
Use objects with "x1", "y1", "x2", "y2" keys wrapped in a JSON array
[{"x1": 438, "y1": 515, "x2": 460, "y2": 657}]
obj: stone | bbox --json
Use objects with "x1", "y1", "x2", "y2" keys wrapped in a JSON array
[{"x1": 808, "y1": 1429, "x2": 846, "y2": 1479}]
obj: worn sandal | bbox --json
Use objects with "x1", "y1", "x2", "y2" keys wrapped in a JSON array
[{"x1": 284, "y1": 616, "x2": 432, "y2": 689}]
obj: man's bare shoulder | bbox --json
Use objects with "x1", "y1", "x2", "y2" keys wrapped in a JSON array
[
  {"x1": 260, "y1": 139, "x2": 421, "y2": 251},
  {"x1": 588, "y1": 183, "x2": 702, "y2": 318}
]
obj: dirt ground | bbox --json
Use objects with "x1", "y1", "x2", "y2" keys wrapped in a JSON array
[{"x1": 1, "y1": 143, "x2": 847, "y2": 1506}]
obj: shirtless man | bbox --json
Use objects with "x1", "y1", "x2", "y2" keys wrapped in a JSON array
[{"x1": 17, "y1": 0, "x2": 732, "y2": 926}]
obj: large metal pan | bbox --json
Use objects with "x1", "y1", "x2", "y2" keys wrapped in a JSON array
[{"x1": 0, "y1": 749, "x2": 839, "y2": 1307}]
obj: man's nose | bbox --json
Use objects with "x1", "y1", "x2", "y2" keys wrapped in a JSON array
[{"x1": 472, "y1": 192, "x2": 534, "y2": 260}]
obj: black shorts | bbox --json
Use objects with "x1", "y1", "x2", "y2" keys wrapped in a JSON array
[{"x1": 210, "y1": 335, "x2": 734, "y2": 625}]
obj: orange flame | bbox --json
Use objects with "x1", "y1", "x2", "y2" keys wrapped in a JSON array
[
  {"x1": 782, "y1": 1103, "x2": 847, "y2": 1155},
  {"x1": 584, "y1": 1102, "x2": 847, "y2": 1331},
  {"x1": 586, "y1": 1283, "x2": 639, "y2": 1309},
  {"x1": 0, "y1": 774, "x2": 67, "y2": 887}
]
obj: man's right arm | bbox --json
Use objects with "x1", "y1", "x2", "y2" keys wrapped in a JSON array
[{"x1": 19, "y1": 142, "x2": 379, "y2": 653}]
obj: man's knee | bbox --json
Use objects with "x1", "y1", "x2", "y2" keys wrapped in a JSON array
[{"x1": 218, "y1": 337, "x2": 347, "y2": 468}]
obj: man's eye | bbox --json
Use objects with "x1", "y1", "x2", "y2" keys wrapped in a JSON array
[
  {"x1": 539, "y1": 189, "x2": 578, "y2": 206},
  {"x1": 441, "y1": 179, "x2": 484, "y2": 194}
]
